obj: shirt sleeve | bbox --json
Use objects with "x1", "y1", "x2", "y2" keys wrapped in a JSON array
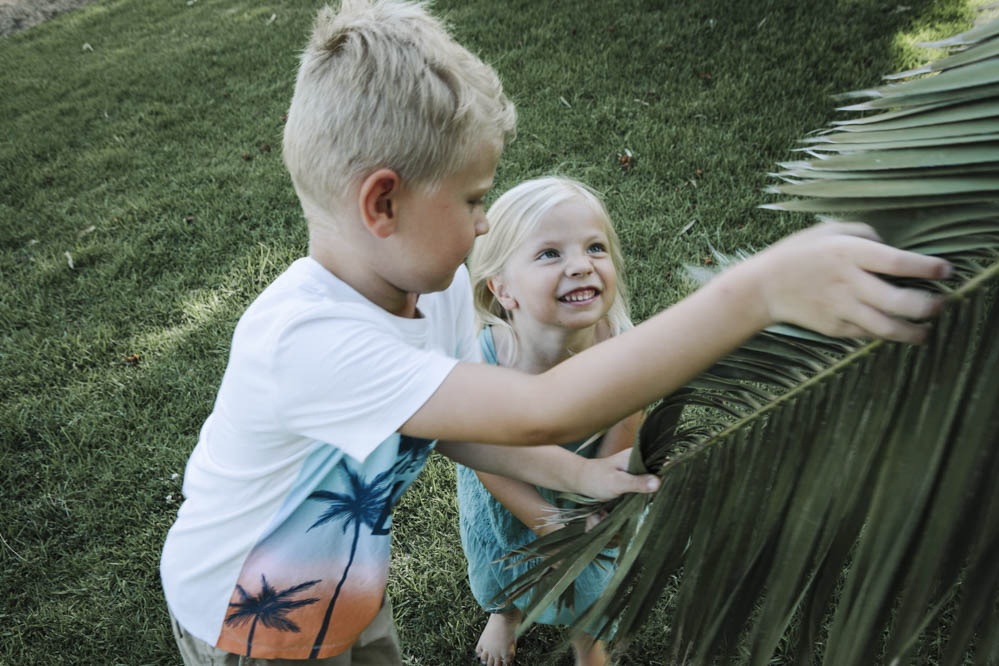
[{"x1": 270, "y1": 312, "x2": 459, "y2": 462}]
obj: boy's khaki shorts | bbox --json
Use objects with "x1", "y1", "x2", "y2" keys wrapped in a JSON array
[{"x1": 169, "y1": 596, "x2": 402, "y2": 666}]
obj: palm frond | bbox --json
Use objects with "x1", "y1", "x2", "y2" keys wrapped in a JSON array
[{"x1": 505, "y1": 12, "x2": 999, "y2": 665}]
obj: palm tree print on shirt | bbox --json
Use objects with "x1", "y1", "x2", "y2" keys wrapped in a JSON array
[
  {"x1": 391, "y1": 435, "x2": 434, "y2": 476},
  {"x1": 224, "y1": 574, "x2": 321, "y2": 657},
  {"x1": 306, "y1": 465, "x2": 394, "y2": 658}
]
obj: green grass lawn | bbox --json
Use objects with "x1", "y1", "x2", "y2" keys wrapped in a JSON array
[{"x1": 0, "y1": 0, "x2": 979, "y2": 663}]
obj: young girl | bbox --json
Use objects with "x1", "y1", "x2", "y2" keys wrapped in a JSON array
[{"x1": 457, "y1": 177, "x2": 643, "y2": 666}]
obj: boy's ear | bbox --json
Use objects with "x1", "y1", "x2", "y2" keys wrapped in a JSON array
[
  {"x1": 488, "y1": 276, "x2": 517, "y2": 311},
  {"x1": 359, "y1": 168, "x2": 401, "y2": 239}
]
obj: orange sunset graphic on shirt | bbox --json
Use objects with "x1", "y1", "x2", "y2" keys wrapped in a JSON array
[{"x1": 216, "y1": 436, "x2": 433, "y2": 659}]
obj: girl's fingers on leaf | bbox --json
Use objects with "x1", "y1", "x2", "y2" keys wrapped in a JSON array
[
  {"x1": 608, "y1": 449, "x2": 631, "y2": 470},
  {"x1": 607, "y1": 470, "x2": 658, "y2": 497},
  {"x1": 853, "y1": 269, "x2": 945, "y2": 320},
  {"x1": 630, "y1": 472, "x2": 660, "y2": 494}
]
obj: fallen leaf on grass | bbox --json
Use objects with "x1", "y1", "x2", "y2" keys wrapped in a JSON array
[
  {"x1": 77, "y1": 225, "x2": 96, "y2": 238},
  {"x1": 64, "y1": 251, "x2": 74, "y2": 269},
  {"x1": 618, "y1": 148, "x2": 634, "y2": 171},
  {"x1": 124, "y1": 353, "x2": 140, "y2": 365}
]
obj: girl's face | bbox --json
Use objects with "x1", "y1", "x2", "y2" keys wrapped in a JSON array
[{"x1": 490, "y1": 198, "x2": 617, "y2": 331}]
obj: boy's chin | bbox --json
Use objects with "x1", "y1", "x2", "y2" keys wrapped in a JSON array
[
  {"x1": 408, "y1": 270, "x2": 456, "y2": 295},
  {"x1": 432, "y1": 272, "x2": 456, "y2": 292}
]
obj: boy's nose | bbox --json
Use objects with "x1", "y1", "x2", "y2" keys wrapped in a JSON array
[{"x1": 474, "y1": 217, "x2": 489, "y2": 237}]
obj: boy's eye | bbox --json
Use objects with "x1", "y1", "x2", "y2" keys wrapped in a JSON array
[
  {"x1": 537, "y1": 249, "x2": 560, "y2": 260},
  {"x1": 468, "y1": 198, "x2": 484, "y2": 208}
]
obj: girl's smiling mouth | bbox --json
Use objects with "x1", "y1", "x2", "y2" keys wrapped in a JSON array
[{"x1": 559, "y1": 287, "x2": 600, "y2": 304}]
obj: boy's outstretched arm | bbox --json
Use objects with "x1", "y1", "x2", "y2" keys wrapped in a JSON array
[
  {"x1": 436, "y1": 442, "x2": 659, "y2": 499},
  {"x1": 405, "y1": 223, "x2": 950, "y2": 447}
]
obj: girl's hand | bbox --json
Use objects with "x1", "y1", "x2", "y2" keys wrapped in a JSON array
[
  {"x1": 584, "y1": 510, "x2": 608, "y2": 533},
  {"x1": 737, "y1": 222, "x2": 950, "y2": 344},
  {"x1": 577, "y1": 449, "x2": 659, "y2": 501}
]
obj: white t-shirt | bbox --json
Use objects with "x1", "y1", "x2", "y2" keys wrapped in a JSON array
[{"x1": 160, "y1": 257, "x2": 478, "y2": 660}]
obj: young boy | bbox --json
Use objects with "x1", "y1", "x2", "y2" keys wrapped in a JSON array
[{"x1": 160, "y1": 0, "x2": 951, "y2": 663}]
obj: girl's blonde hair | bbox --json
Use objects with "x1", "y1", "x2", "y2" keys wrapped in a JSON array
[{"x1": 468, "y1": 176, "x2": 633, "y2": 348}]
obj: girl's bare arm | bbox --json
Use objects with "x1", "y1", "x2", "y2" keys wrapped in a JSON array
[
  {"x1": 594, "y1": 411, "x2": 644, "y2": 458},
  {"x1": 475, "y1": 471, "x2": 565, "y2": 537}
]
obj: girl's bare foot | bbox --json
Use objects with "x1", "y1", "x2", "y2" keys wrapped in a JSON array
[
  {"x1": 475, "y1": 609, "x2": 522, "y2": 666},
  {"x1": 571, "y1": 633, "x2": 608, "y2": 666}
]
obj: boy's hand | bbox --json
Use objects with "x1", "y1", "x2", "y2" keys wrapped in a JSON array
[
  {"x1": 577, "y1": 449, "x2": 660, "y2": 501},
  {"x1": 742, "y1": 222, "x2": 951, "y2": 344}
]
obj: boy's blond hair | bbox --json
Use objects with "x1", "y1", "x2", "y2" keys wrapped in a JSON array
[
  {"x1": 283, "y1": 0, "x2": 516, "y2": 218},
  {"x1": 469, "y1": 176, "x2": 633, "y2": 348}
]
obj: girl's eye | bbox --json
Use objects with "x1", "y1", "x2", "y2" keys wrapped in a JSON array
[
  {"x1": 468, "y1": 199, "x2": 484, "y2": 208},
  {"x1": 588, "y1": 243, "x2": 607, "y2": 254},
  {"x1": 538, "y1": 249, "x2": 560, "y2": 260}
]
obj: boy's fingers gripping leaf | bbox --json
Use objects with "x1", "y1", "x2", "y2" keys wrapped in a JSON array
[
  {"x1": 813, "y1": 220, "x2": 951, "y2": 279},
  {"x1": 816, "y1": 220, "x2": 884, "y2": 243},
  {"x1": 849, "y1": 235, "x2": 953, "y2": 279},
  {"x1": 852, "y1": 269, "x2": 944, "y2": 321},
  {"x1": 842, "y1": 303, "x2": 933, "y2": 344},
  {"x1": 749, "y1": 223, "x2": 950, "y2": 342}
]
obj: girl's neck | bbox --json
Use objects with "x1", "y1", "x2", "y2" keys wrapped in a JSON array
[{"x1": 495, "y1": 319, "x2": 608, "y2": 374}]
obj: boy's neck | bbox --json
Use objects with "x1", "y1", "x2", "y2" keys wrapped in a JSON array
[{"x1": 310, "y1": 242, "x2": 421, "y2": 319}]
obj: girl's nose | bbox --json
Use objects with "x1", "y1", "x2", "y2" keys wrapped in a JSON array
[{"x1": 566, "y1": 255, "x2": 594, "y2": 277}]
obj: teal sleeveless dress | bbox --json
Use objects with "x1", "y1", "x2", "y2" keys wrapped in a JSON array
[{"x1": 456, "y1": 327, "x2": 616, "y2": 629}]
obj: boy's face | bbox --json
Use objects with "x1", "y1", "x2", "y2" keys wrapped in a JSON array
[{"x1": 389, "y1": 144, "x2": 499, "y2": 294}]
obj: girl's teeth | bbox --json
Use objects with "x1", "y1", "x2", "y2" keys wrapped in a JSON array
[{"x1": 562, "y1": 290, "x2": 595, "y2": 302}]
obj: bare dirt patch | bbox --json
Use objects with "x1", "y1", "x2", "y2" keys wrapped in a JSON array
[{"x1": 0, "y1": 0, "x2": 98, "y2": 37}]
